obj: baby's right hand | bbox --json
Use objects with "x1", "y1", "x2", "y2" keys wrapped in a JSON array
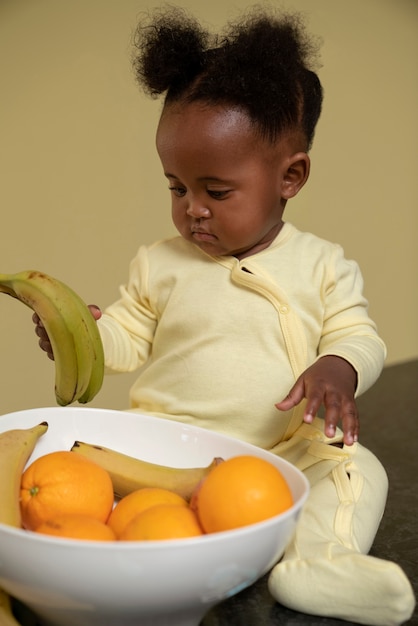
[{"x1": 33, "y1": 305, "x2": 102, "y2": 361}]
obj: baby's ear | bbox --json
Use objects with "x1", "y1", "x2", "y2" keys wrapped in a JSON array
[{"x1": 281, "y1": 152, "x2": 310, "y2": 199}]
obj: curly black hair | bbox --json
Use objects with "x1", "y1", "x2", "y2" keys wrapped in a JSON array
[{"x1": 133, "y1": 6, "x2": 323, "y2": 149}]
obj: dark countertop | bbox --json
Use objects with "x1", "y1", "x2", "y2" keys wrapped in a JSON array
[
  {"x1": 13, "y1": 360, "x2": 418, "y2": 626},
  {"x1": 201, "y1": 359, "x2": 418, "y2": 626}
]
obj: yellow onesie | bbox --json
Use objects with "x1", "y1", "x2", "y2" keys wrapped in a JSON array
[{"x1": 98, "y1": 223, "x2": 415, "y2": 624}]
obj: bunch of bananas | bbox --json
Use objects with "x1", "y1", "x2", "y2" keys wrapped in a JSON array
[
  {"x1": 0, "y1": 422, "x2": 49, "y2": 624},
  {"x1": 0, "y1": 270, "x2": 104, "y2": 406}
]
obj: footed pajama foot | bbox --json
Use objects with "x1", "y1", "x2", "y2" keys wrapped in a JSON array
[{"x1": 268, "y1": 552, "x2": 415, "y2": 625}]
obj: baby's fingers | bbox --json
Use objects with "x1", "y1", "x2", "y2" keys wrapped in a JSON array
[
  {"x1": 32, "y1": 312, "x2": 42, "y2": 327},
  {"x1": 302, "y1": 385, "x2": 329, "y2": 425},
  {"x1": 32, "y1": 312, "x2": 54, "y2": 360},
  {"x1": 339, "y1": 402, "x2": 359, "y2": 446},
  {"x1": 323, "y1": 394, "x2": 359, "y2": 446}
]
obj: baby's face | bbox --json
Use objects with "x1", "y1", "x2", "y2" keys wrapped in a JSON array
[{"x1": 156, "y1": 102, "x2": 306, "y2": 259}]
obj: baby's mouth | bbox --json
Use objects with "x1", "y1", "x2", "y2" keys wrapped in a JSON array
[
  {"x1": 192, "y1": 230, "x2": 216, "y2": 241},
  {"x1": 192, "y1": 229, "x2": 217, "y2": 242}
]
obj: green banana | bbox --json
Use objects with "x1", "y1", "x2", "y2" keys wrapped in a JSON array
[
  {"x1": 0, "y1": 270, "x2": 104, "y2": 405},
  {"x1": 0, "y1": 422, "x2": 48, "y2": 528},
  {"x1": 0, "y1": 588, "x2": 21, "y2": 626},
  {"x1": 59, "y1": 277, "x2": 104, "y2": 405},
  {"x1": 71, "y1": 440, "x2": 223, "y2": 501},
  {"x1": 75, "y1": 298, "x2": 104, "y2": 405}
]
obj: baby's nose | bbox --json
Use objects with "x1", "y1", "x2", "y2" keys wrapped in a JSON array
[{"x1": 186, "y1": 199, "x2": 211, "y2": 219}]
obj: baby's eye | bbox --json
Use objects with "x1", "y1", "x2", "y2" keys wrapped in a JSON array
[
  {"x1": 207, "y1": 189, "x2": 230, "y2": 200},
  {"x1": 168, "y1": 186, "x2": 186, "y2": 198}
]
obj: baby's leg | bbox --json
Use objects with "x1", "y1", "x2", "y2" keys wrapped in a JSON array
[{"x1": 268, "y1": 441, "x2": 415, "y2": 625}]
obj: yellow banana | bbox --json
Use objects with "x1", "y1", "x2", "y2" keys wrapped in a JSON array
[
  {"x1": 0, "y1": 588, "x2": 21, "y2": 626},
  {"x1": 0, "y1": 422, "x2": 48, "y2": 527},
  {"x1": 59, "y1": 279, "x2": 104, "y2": 405},
  {"x1": 74, "y1": 301, "x2": 104, "y2": 405},
  {"x1": 71, "y1": 440, "x2": 223, "y2": 501},
  {"x1": 0, "y1": 270, "x2": 104, "y2": 405}
]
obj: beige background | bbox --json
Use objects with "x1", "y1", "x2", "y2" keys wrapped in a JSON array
[{"x1": 0, "y1": 0, "x2": 417, "y2": 416}]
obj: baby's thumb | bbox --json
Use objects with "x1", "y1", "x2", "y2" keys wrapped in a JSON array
[
  {"x1": 275, "y1": 380, "x2": 304, "y2": 411},
  {"x1": 88, "y1": 304, "x2": 102, "y2": 321}
]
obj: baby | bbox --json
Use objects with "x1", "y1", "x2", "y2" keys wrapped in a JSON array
[{"x1": 36, "y1": 7, "x2": 415, "y2": 624}]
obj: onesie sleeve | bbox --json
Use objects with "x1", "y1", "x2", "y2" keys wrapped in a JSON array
[
  {"x1": 316, "y1": 245, "x2": 387, "y2": 396},
  {"x1": 97, "y1": 246, "x2": 157, "y2": 373}
]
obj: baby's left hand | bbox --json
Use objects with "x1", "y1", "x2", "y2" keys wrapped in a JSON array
[{"x1": 275, "y1": 355, "x2": 359, "y2": 446}]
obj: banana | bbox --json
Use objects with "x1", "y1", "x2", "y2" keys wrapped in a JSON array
[
  {"x1": 0, "y1": 422, "x2": 48, "y2": 528},
  {"x1": 0, "y1": 270, "x2": 104, "y2": 405},
  {"x1": 71, "y1": 440, "x2": 223, "y2": 501},
  {"x1": 0, "y1": 588, "x2": 21, "y2": 626},
  {"x1": 58, "y1": 277, "x2": 104, "y2": 405}
]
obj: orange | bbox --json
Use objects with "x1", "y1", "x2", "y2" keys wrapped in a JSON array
[
  {"x1": 20, "y1": 450, "x2": 114, "y2": 531},
  {"x1": 108, "y1": 487, "x2": 188, "y2": 538},
  {"x1": 35, "y1": 514, "x2": 116, "y2": 541},
  {"x1": 194, "y1": 455, "x2": 293, "y2": 533},
  {"x1": 119, "y1": 504, "x2": 204, "y2": 541}
]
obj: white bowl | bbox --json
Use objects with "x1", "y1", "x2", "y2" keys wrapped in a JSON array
[{"x1": 0, "y1": 407, "x2": 309, "y2": 626}]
